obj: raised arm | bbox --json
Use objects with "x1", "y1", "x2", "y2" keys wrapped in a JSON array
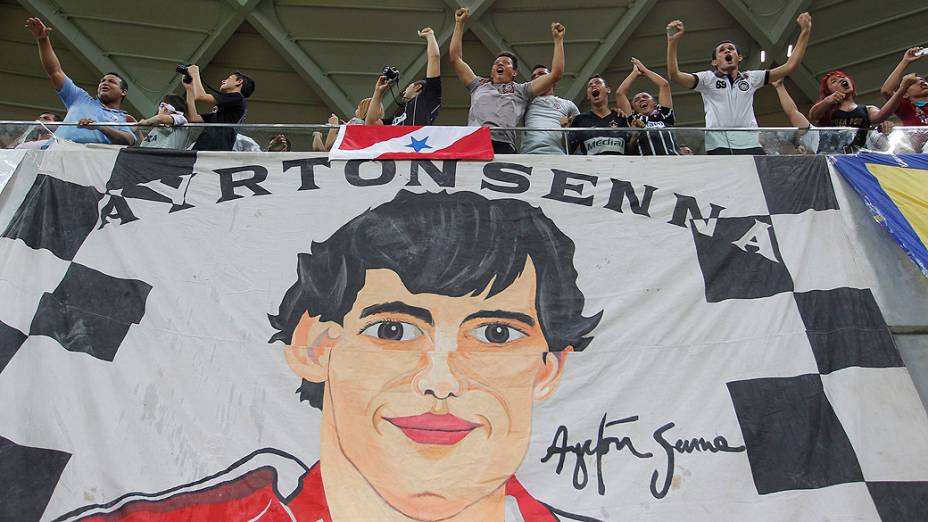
[
  {"x1": 615, "y1": 62, "x2": 640, "y2": 116},
  {"x1": 366, "y1": 76, "x2": 390, "y2": 126},
  {"x1": 666, "y1": 20, "x2": 697, "y2": 88},
  {"x1": 870, "y1": 73, "x2": 918, "y2": 124},
  {"x1": 880, "y1": 48, "x2": 922, "y2": 100},
  {"x1": 185, "y1": 65, "x2": 217, "y2": 107},
  {"x1": 530, "y1": 23, "x2": 565, "y2": 96},
  {"x1": 420, "y1": 27, "x2": 440, "y2": 78},
  {"x1": 768, "y1": 13, "x2": 812, "y2": 84},
  {"x1": 323, "y1": 113, "x2": 339, "y2": 151},
  {"x1": 771, "y1": 79, "x2": 809, "y2": 127},
  {"x1": 449, "y1": 8, "x2": 477, "y2": 86},
  {"x1": 183, "y1": 83, "x2": 203, "y2": 123},
  {"x1": 634, "y1": 58, "x2": 672, "y2": 108},
  {"x1": 25, "y1": 18, "x2": 66, "y2": 90}
]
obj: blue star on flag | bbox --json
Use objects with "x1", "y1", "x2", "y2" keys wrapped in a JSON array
[{"x1": 406, "y1": 136, "x2": 432, "y2": 152}]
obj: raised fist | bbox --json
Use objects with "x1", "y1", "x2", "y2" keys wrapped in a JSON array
[
  {"x1": 455, "y1": 8, "x2": 469, "y2": 23},
  {"x1": 904, "y1": 47, "x2": 924, "y2": 63},
  {"x1": 796, "y1": 12, "x2": 811, "y2": 32},
  {"x1": 828, "y1": 91, "x2": 846, "y2": 105},
  {"x1": 666, "y1": 20, "x2": 684, "y2": 41},
  {"x1": 551, "y1": 22, "x2": 565, "y2": 40},
  {"x1": 418, "y1": 27, "x2": 434, "y2": 38},
  {"x1": 25, "y1": 17, "x2": 51, "y2": 39}
]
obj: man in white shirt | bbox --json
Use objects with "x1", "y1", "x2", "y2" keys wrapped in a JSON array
[
  {"x1": 666, "y1": 13, "x2": 812, "y2": 155},
  {"x1": 521, "y1": 64, "x2": 579, "y2": 154}
]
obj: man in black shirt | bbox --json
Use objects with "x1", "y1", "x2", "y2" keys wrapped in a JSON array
[
  {"x1": 366, "y1": 28, "x2": 441, "y2": 126},
  {"x1": 569, "y1": 75, "x2": 630, "y2": 155},
  {"x1": 184, "y1": 65, "x2": 255, "y2": 151}
]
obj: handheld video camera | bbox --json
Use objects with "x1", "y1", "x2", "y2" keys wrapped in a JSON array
[
  {"x1": 176, "y1": 64, "x2": 193, "y2": 84},
  {"x1": 382, "y1": 66, "x2": 401, "y2": 84}
]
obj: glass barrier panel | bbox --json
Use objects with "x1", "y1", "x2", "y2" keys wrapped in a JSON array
[{"x1": 1, "y1": 121, "x2": 927, "y2": 156}]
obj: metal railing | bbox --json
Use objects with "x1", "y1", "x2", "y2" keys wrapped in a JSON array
[{"x1": 2, "y1": 121, "x2": 926, "y2": 156}]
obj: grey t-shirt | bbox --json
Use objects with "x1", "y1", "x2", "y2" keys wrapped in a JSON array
[
  {"x1": 466, "y1": 78, "x2": 535, "y2": 146},
  {"x1": 139, "y1": 114, "x2": 191, "y2": 150},
  {"x1": 521, "y1": 95, "x2": 579, "y2": 154}
]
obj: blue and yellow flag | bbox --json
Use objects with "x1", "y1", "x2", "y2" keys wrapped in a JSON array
[{"x1": 832, "y1": 154, "x2": 928, "y2": 277}]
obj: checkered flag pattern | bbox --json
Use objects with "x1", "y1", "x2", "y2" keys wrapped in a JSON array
[
  {"x1": 0, "y1": 148, "x2": 926, "y2": 521},
  {"x1": 700, "y1": 155, "x2": 928, "y2": 520},
  {"x1": 0, "y1": 147, "x2": 164, "y2": 520}
]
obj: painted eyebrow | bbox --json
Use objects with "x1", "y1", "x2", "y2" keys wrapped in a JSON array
[
  {"x1": 462, "y1": 310, "x2": 536, "y2": 327},
  {"x1": 360, "y1": 301, "x2": 433, "y2": 325}
]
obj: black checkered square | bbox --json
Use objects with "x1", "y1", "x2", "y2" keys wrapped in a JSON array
[
  {"x1": 794, "y1": 288, "x2": 903, "y2": 374},
  {"x1": 727, "y1": 374, "x2": 864, "y2": 494},
  {"x1": 755, "y1": 155, "x2": 839, "y2": 214},
  {"x1": 691, "y1": 215, "x2": 793, "y2": 302},
  {"x1": 29, "y1": 263, "x2": 152, "y2": 362},
  {"x1": 0, "y1": 320, "x2": 27, "y2": 374},
  {"x1": 1, "y1": 175, "x2": 103, "y2": 261},
  {"x1": 867, "y1": 482, "x2": 928, "y2": 522},
  {"x1": 0, "y1": 435, "x2": 71, "y2": 521},
  {"x1": 107, "y1": 147, "x2": 198, "y2": 212}
]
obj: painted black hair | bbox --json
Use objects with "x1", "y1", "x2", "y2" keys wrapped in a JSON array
[{"x1": 268, "y1": 190, "x2": 602, "y2": 409}]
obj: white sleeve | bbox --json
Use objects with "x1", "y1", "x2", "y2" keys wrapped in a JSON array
[
  {"x1": 693, "y1": 71, "x2": 713, "y2": 92},
  {"x1": 747, "y1": 70, "x2": 768, "y2": 90},
  {"x1": 170, "y1": 114, "x2": 188, "y2": 126}
]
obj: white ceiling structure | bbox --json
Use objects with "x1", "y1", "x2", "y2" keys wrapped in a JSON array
[{"x1": 0, "y1": 0, "x2": 925, "y2": 127}]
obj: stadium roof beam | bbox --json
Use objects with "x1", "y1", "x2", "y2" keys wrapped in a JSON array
[
  {"x1": 564, "y1": 0, "x2": 657, "y2": 103},
  {"x1": 19, "y1": 0, "x2": 159, "y2": 114},
  {"x1": 718, "y1": 0, "x2": 819, "y2": 102},
  {"x1": 241, "y1": 0, "x2": 356, "y2": 117}
]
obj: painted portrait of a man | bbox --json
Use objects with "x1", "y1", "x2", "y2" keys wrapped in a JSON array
[{"x1": 59, "y1": 190, "x2": 602, "y2": 522}]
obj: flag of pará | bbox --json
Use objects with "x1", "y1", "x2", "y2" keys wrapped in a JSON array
[{"x1": 328, "y1": 125, "x2": 494, "y2": 160}]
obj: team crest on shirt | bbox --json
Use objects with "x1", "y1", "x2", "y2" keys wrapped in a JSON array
[
  {"x1": 737, "y1": 80, "x2": 750, "y2": 91},
  {"x1": 498, "y1": 83, "x2": 516, "y2": 94}
]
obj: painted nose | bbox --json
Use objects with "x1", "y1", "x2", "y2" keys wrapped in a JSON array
[{"x1": 413, "y1": 351, "x2": 464, "y2": 400}]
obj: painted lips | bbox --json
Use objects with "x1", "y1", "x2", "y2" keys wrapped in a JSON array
[{"x1": 385, "y1": 413, "x2": 480, "y2": 445}]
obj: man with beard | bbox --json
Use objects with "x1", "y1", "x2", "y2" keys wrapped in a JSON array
[
  {"x1": 569, "y1": 75, "x2": 631, "y2": 155},
  {"x1": 450, "y1": 8, "x2": 566, "y2": 154},
  {"x1": 666, "y1": 13, "x2": 812, "y2": 155},
  {"x1": 25, "y1": 17, "x2": 136, "y2": 146}
]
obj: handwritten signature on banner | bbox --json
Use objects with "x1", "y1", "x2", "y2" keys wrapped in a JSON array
[{"x1": 542, "y1": 413, "x2": 746, "y2": 499}]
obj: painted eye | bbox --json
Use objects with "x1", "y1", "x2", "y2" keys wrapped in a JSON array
[
  {"x1": 361, "y1": 321, "x2": 422, "y2": 341},
  {"x1": 469, "y1": 324, "x2": 527, "y2": 344}
]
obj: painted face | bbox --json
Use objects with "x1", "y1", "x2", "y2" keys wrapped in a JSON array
[
  {"x1": 712, "y1": 42, "x2": 741, "y2": 72},
  {"x1": 632, "y1": 92, "x2": 657, "y2": 115},
  {"x1": 827, "y1": 74, "x2": 854, "y2": 94},
  {"x1": 586, "y1": 77, "x2": 609, "y2": 104},
  {"x1": 97, "y1": 74, "x2": 125, "y2": 103},
  {"x1": 491, "y1": 55, "x2": 517, "y2": 84},
  {"x1": 322, "y1": 259, "x2": 564, "y2": 520}
]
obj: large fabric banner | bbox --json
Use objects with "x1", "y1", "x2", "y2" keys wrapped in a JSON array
[
  {"x1": 832, "y1": 153, "x2": 928, "y2": 278},
  {"x1": 1, "y1": 144, "x2": 927, "y2": 522}
]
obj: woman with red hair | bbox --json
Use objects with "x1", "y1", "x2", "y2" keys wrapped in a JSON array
[{"x1": 809, "y1": 70, "x2": 916, "y2": 152}]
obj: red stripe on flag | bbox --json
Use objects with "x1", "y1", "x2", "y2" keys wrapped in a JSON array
[
  {"x1": 376, "y1": 127, "x2": 493, "y2": 161},
  {"x1": 338, "y1": 125, "x2": 424, "y2": 150}
]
